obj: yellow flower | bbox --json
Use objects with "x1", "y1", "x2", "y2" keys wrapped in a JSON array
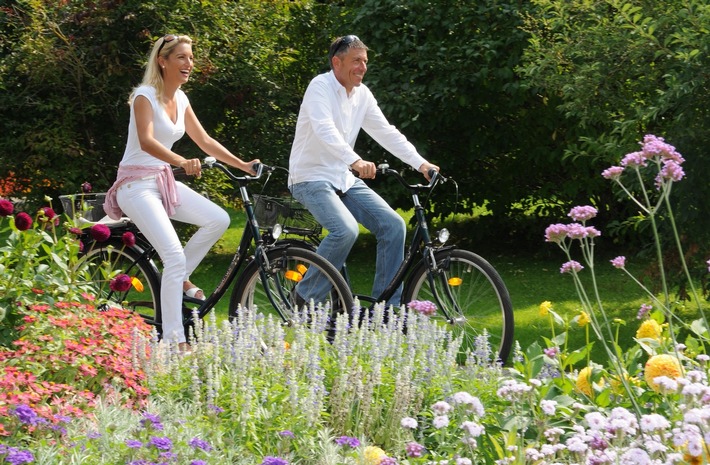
[
  {"x1": 610, "y1": 372, "x2": 639, "y2": 395},
  {"x1": 577, "y1": 311, "x2": 591, "y2": 327},
  {"x1": 539, "y1": 301, "x2": 552, "y2": 316},
  {"x1": 576, "y1": 366, "x2": 604, "y2": 396},
  {"x1": 645, "y1": 354, "x2": 682, "y2": 392},
  {"x1": 636, "y1": 319, "x2": 662, "y2": 341},
  {"x1": 363, "y1": 446, "x2": 387, "y2": 465}
]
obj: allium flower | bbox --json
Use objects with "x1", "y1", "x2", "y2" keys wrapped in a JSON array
[
  {"x1": 560, "y1": 260, "x2": 583, "y2": 274},
  {"x1": 261, "y1": 457, "x2": 288, "y2": 465},
  {"x1": 610, "y1": 256, "x2": 626, "y2": 269},
  {"x1": 400, "y1": 417, "x2": 418, "y2": 429},
  {"x1": 122, "y1": 231, "x2": 136, "y2": 247},
  {"x1": 602, "y1": 165, "x2": 624, "y2": 180},
  {"x1": 636, "y1": 319, "x2": 662, "y2": 341},
  {"x1": 405, "y1": 442, "x2": 426, "y2": 458},
  {"x1": 90, "y1": 223, "x2": 111, "y2": 242},
  {"x1": 645, "y1": 354, "x2": 682, "y2": 392},
  {"x1": 407, "y1": 299, "x2": 436, "y2": 316},
  {"x1": 539, "y1": 300, "x2": 552, "y2": 316},
  {"x1": 335, "y1": 436, "x2": 361, "y2": 448},
  {"x1": 14, "y1": 212, "x2": 33, "y2": 231},
  {"x1": 110, "y1": 274, "x2": 133, "y2": 292},
  {"x1": 0, "y1": 199, "x2": 14, "y2": 216},
  {"x1": 544, "y1": 223, "x2": 568, "y2": 243},
  {"x1": 568, "y1": 205, "x2": 597, "y2": 222},
  {"x1": 81, "y1": 181, "x2": 92, "y2": 193}
]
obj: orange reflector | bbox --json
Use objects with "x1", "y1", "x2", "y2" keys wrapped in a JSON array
[
  {"x1": 448, "y1": 277, "x2": 463, "y2": 286},
  {"x1": 131, "y1": 277, "x2": 144, "y2": 292},
  {"x1": 284, "y1": 270, "x2": 303, "y2": 282},
  {"x1": 297, "y1": 264, "x2": 308, "y2": 275}
]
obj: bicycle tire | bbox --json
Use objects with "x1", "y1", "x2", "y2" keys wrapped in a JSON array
[
  {"x1": 402, "y1": 248, "x2": 514, "y2": 364},
  {"x1": 79, "y1": 239, "x2": 162, "y2": 329},
  {"x1": 229, "y1": 246, "x2": 354, "y2": 329}
]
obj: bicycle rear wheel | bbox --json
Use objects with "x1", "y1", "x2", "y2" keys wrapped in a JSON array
[
  {"x1": 229, "y1": 246, "x2": 354, "y2": 328},
  {"x1": 402, "y1": 248, "x2": 514, "y2": 364},
  {"x1": 78, "y1": 240, "x2": 162, "y2": 328}
]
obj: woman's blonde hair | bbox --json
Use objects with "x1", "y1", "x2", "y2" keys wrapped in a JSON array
[{"x1": 128, "y1": 34, "x2": 193, "y2": 106}]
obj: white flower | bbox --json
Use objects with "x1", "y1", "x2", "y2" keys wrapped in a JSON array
[
  {"x1": 432, "y1": 400, "x2": 453, "y2": 415},
  {"x1": 540, "y1": 399, "x2": 557, "y2": 416},
  {"x1": 400, "y1": 417, "x2": 418, "y2": 429},
  {"x1": 433, "y1": 415, "x2": 449, "y2": 429},
  {"x1": 461, "y1": 421, "x2": 485, "y2": 437}
]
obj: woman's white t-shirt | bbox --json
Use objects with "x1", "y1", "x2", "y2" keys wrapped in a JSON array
[{"x1": 120, "y1": 85, "x2": 189, "y2": 167}]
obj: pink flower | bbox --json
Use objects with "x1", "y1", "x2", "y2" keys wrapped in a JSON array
[
  {"x1": 602, "y1": 166, "x2": 624, "y2": 180},
  {"x1": 560, "y1": 260, "x2": 583, "y2": 274},
  {"x1": 565, "y1": 223, "x2": 589, "y2": 239},
  {"x1": 0, "y1": 199, "x2": 14, "y2": 216},
  {"x1": 610, "y1": 256, "x2": 626, "y2": 269},
  {"x1": 656, "y1": 160, "x2": 685, "y2": 186},
  {"x1": 641, "y1": 135, "x2": 684, "y2": 164},
  {"x1": 620, "y1": 151, "x2": 647, "y2": 168},
  {"x1": 407, "y1": 300, "x2": 437, "y2": 316},
  {"x1": 14, "y1": 212, "x2": 33, "y2": 231},
  {"x1": 81, "y1": 182, "x2": 92, "y2": 193},
  {"x1": 568, "y1": 206, "x2": 597, "y2": 222},
  {"x1": 405, "y1": 442, "x2": 426, "y2": 458},
  {"x1": 707, "y1": 259, "x2": 710, "y2": 273},
  {"x1": 110, "y1": 274, "x2": 133, "y2": 292},
  {"x1": 544, "y1": 223, "x2": 568, "y2": 243},
  {"x1": 122, "y1": 232, "x2": 136, "y2": 248},
  {"x1": 637, "y1": 304, "x2": 652, "y2": 319},
  {"x1": 90, "y1": 223, "x2": 111, "y2": 242},
  {"x1": 40, "y1": 207, "x2": 59, "y2": 226}
]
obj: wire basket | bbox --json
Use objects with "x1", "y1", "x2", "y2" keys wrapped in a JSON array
[
  {"x1": 59, "y1": 193, "x2": 107, "y2": 222},
  {"x1": 252, "y1": 194, "x2": 322, "y2": 237}
]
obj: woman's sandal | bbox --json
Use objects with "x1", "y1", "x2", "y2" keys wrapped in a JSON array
[{"x1": 184, "y1": 286, "x2": 205, "y2": 301}]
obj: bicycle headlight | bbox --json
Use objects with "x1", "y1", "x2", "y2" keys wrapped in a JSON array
[
  {"x1": 437, "y1": 228, "x2": 450, "y2": 244},
  {"x1": 272, "y1": 223, "x2": 283, "y2": 240}
]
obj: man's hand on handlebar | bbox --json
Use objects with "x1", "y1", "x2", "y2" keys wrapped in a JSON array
[
  {"x1": 350, "y1": 159, "x2": 377, "y2": 179},
  {"x1": 418, "y1": 162, "x2": 440, "y2": 181}
]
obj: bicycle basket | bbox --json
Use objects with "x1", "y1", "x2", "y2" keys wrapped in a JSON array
[
  {"x1": 59, "y1": 193, "x2": 108, "y2": 222},
  {"x1": 252, "y1": 194, "x2": 322, "y2": 236}
]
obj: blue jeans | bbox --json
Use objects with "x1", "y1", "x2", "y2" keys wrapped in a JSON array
[{"x1": 290, "y1": 179, "x2": 406, "y2": 307}]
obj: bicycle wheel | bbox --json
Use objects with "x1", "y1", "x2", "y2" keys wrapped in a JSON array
[
  {"x1": 402, "y1": 248, "x2": 514, "y2": 364},
  {"x1": 78, "y1": 239, "x2": 162, "y2": 328},
  {"x1": 229, "y1": 246, "x2": 354, "y2": 328}
]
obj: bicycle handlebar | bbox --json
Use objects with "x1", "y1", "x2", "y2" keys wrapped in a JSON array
[
  {"x1": 173, "y1": 156, "x2": 275, "y2": 182},
  {"x1": 376, "y1": 163, "x2": 447, "y2": 190}
]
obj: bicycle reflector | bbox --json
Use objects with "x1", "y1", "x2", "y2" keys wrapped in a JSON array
[
  {"x1": 448, "y1": 277, "x2": 463, "y2": 286},
  {"x1": 131, "y1": 277, "x2": 144, "y2": 292},
  {"x1": 284, "y1": 270, "x2": 303, "y2": 282},
  {"x1": 297, "y1": 264, "x2": 308, "y2": 275}
]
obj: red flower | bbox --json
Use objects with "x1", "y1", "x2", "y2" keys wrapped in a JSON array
[
  {"x1": 14, "y1": 212, "x2": 33, "y2": 230},
  {"x1": 81, "y1": 182, "x2": 92, "y2": 193},
  {"x1": 110, "y1": 274, "x2": 132, "y2": 292},
  {"x1": 122, "y1": 231, "x2": 136, "y2": 247},
  {"x1": 40, "y1": 206, "x2": 57, "y2": 222},
  {"x1": 90, "y1": 223, "x2": 111, "y2": 242},
  {"x1": 0, "y1": 199, "x2": 13, "y2": 216}
]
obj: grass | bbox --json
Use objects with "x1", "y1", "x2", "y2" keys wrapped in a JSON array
[{"x1": 188, "y1": 206, "x2": 692, "y2": 363}]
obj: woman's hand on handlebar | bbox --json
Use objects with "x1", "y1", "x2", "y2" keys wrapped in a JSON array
[
  {"x1": 180, "y1": 157, "x2": 203, "y2": 177},
  {"x1": 418, "y1": 162, "x2": 440, "y2": 181},
  {"x1": 242, "y1": 159, "x2": 261, "y2": 176}
]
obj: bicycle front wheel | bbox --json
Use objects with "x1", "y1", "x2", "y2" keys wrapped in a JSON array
[
  {"x1": 230, "y1": 246, "x2": 354, "y2": 327},
  {"x1": 78, "y1": 240, "x2": 162, "y2": 328},
  {"x1": 402, "y1": 248, "x2": 514, "y2": 364}
]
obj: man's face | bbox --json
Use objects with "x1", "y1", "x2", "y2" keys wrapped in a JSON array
[{"x1": 333, "y1": 47, "x2": 368, "y2": 94}]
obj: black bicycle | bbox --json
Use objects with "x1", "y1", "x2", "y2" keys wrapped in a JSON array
[
  {"x1": 255, "y1": 164, "x2": 514, "y2": 363},
  {"x1": 60, "y1": 158, "x2": 354, "y2": 338}
]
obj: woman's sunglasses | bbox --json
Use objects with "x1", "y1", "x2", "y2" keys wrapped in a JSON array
[{"x1": 156, "y1": 34, "x2": 179, "y2": 56}]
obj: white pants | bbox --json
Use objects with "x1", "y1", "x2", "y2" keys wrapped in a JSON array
[{"x1": 116, "y1": 177, "x2": 230, "y2": 343}]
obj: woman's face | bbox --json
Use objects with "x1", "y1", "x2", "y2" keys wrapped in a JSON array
[{"x1": 160, "y1": 42, "x2": 194, "y2": 85}]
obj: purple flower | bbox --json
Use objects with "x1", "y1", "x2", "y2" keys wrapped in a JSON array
[
  {"x1": 544, "y1": 223, "x2": 568, "y2": 243},
  {"x1": 560, "y1": 260, "x2": 583, "y2": 274},
  {"x1": 544, "y1": 347, "x2": 559, "y2": 358},
  {"x1": 637, "y1": 304, "x2": 652, "y2": 320},
  {"x1": 379, "y1": 458, "x2": 398, "y2": 465},
  {"x1": 621, "y1": 151, "x2": 648, "y2": 168},
  {"x1": 568, "y1": 205, "x2": 597, "y2": 222},
  {"x1": 641, "y1": 134, "x2": 684, "y2": 164},
  {"x1": 148, "y1": 436, "x2": 173, "y2": 451},
  {"x1": 81, "y1": 182, "x2": 92, "y2": 193},
  {"x1": 190, "y1": 461, "x2": 207, "y2": 465},
  {"x1": 140, "y1": 412, "x2": 164, "y2": 430},
  {"x1": 14, "y1": 212, "x2": 33, "y2": 231},
  {"x1": 406, "y1": 441, "x2": 426, "y2": 458},
  {"x1": 260, "y1": 457, "x2": 288, "y2": 465},
  {"x1": 110, "y1": 274, "x2": 132, "y2": 292},
  {"x1": 14, "y1": 404, "x2": 44, "y2": 426},
  {"x1": 122, "y1": 231, "x2": 136, "y2": 247},
  {"x1": 610, "y1": 256, "x2": 626, "y2": 269},
  {"x1": 707, "y1": 258, "x2": 710, "y2": 273},
  {"x1": 335, "y1": 435, "x2": 361, "y2": 448},
  {"x1": 90, "y1": 223, "x2": 111, "y2": 242},
  {"x1": 601, "y1": 166, "x2": 624, "y2": 180},
  {"x1": 188, "y1": 437, "x2": 212, "y2": 451},
  {"x1": 125, "y1": 439, "x2": 143, "y2": 449},
  {"x1": 0, "y1": 199, "x2": 14, "y2": 216},
  {"x1": 407, "y1": 300, "x2": 437, "y2": 316},
  {"x1": 4, "y1": 448, "x2": 34, "y2": 464},
  {"x1": 279, "y1": 430, "x2": 295, "y2": 438}
]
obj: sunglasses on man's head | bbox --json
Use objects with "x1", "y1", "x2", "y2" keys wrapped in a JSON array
[
  {"x1": 329, "y1": 35, "x2": 359, "y2": 61},
  {"x1": 157, "y1": 34, "x2": 179, "y2": 56}
]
